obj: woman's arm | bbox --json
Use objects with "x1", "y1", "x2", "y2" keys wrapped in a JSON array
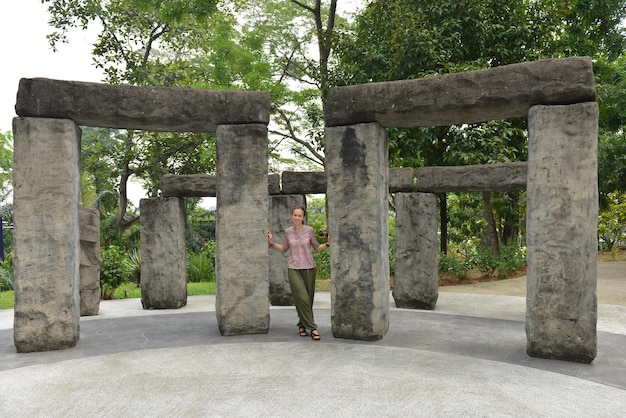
[{"x1": 268, "y1": 230, "x2": 285, "y2": 252}]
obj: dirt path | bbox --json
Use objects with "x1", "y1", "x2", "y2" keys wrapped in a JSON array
[{"x1": 439, "y1": 261, "x2": 626, "y2": 306}]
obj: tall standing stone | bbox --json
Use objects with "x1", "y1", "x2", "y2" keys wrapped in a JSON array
[
  {"x1": 526, "y1": 102, "x2": 599, "y2": 363},
  {"x1": 268, "y1": 194, "x2": 306, "y2": 306},
  {"x1": 393, "y1": 193, "x2": 438, "y2": 310},
  {"x1": 326, "y1": 123, "x2": 390, "y2": 340},
  {"x1": 12, "y1": 117, "x2": 81, "y2": 352},
  {"x1": 79, "y1": 205, "x2": 101, "y2": 316},
  {"x1": 215, "y1": 124, "x2": 270, "y2": 335},
  {"x1": 140, "y1": 197, "x2": 187, "y2": 309}
]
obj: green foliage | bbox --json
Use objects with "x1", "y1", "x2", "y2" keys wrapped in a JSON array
[
  {"x1": 0, "y1": 131, "x2": 13, "y2": 202},
  {"x1": 114, "y1": 282, "x2": 141, "y2": 299},
  {"x1": 0, "y1": 252, "x2": 14, "y2": 292},
  {"x1": 439, "y1": 244, "x2": 526, "y2": 279},
  {"x1": 598, "y1": 192, "x2": 626, "y2": 250},
  {"x1": 438, "y1": 252, "x2": 474, "y2": 278},
  {"x1": 100, "y1": 245, "x2": 133, "y2": 299},
  {"x1": 186, "y1": 205, "x2": 216, "y2": 252},
  {"x1": 100, "y1": 216, "x2": 140, "y2": 250},
  {"x1": 187, "y1": 241, "x2": 216, "y2": 282},
  {"x1": 127, "y1": 248, "x2": 142, "y2": 283}
]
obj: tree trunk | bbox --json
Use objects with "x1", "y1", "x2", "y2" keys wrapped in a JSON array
[
  {"x1": 439, "y1": 193, "x2": 447, "y2": 254},
  {"x1": 501, "y1": 191, "x2": 520, "y2": 246},
  {"x1": 483, "y1": 191, "x2": 500, "y2": 257}
]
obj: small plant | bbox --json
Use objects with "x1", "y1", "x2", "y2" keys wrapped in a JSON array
[
  {"x1": 438, "y1": 251, "x2": 473, "y2": 277},
  {"x1": 0, "y1": 252, "x2": 14, "y2": 292},
  {"x1": 127, "y1": 248, "x2": 141, "y2": 283},
  {"x1": 187, "y1": 240, "x2": 216, "y2": 282},
  {"x1": 100, "y1": 245, "x2": 132, "y2": 299}
]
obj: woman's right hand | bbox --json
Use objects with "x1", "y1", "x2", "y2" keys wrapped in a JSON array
[{"x1": 267, "y1": 230, "x2": 273, "y2": 243}]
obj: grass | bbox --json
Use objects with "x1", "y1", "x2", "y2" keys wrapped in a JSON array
[{"x1": 0, "y1": 281, "x2": 217, "y2": 310}]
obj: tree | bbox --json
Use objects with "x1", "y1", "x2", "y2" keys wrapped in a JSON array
[
  {"x1": 43, "y1": 0, "x2": 254, "y2": 236},
  {"x1": 338, "y1": 0, "x2": 626, "y2": 254},
  {"x1": 0, "y1": 131, "x2": 13, "y2": 203}
]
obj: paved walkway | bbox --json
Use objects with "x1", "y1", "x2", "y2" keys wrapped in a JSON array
[{"x1": 0, "y1": 263, "x2": 625, "y2": 417}]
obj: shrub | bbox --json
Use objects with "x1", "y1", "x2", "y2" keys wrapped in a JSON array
[
  {"x1": 127, "y1": 248, "x2": 141, "y2": 283},
  {"x1": 0, "y1": 252, "x2": 14, "y2": 291},
  {"x1": 187, "y1": 240, "x2": 216, "y2": 282},
  {"x1": 493, "y1": 244, "x2": 526, "y2": 279},
  {"x1": 100, "y1": 245, "x2": 133, "y2": 299},
  {"x1": 438, "y1": 251, "x2": 473, "y2": 277}
]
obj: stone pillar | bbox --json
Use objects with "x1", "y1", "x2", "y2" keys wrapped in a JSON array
[
  {"x1": 79, "y1": 205, "x2": 101, "y2": 316},
  {"x1": 268, "y1": 194, "x2": 306, "y2": 306},
  {"x1": 140, "y1": 197, "x2": 187, "y2": 309},
  {"x1": 392, "y1": 193, "x2": 438, "y2": 309},
  {"x1": 526, "y1": 102, "x2": 599, "y2": 363},
  {"x1": 12, "y1": 117, "x2": 81, "y2": 352},
  {"x1": 326, "y1": 123, "x2": 390, "y2": 340},
  {"x1": 215, "y1": 124, "x2": 269, "y2": 335}
]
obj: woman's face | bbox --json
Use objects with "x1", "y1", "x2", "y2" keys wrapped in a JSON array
[{"x1": 292, "y1": 208, "x2": 305, "y2": 226}]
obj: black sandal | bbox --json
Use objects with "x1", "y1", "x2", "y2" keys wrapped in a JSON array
[
  {"x1": 298, "y1": 326, "x2": 308, "y2": 337},
  {"x1": 311, "y1": 329, "x2": 320, "y2": 341}
]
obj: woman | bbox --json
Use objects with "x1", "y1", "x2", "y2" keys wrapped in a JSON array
[{"x1": 267, "y1": 206, "x2": 329, "y2": 341}]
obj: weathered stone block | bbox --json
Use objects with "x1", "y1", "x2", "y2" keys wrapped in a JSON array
[
  {"x1": 326, "y1": 57, "x2": 595, "y2": 127},
  {"x1": 389, "y1": 167, "x2": 414, "y2": 192},
  {"x1": 415, "y1": 162, "x2": 527, "y2": 193},
  {"x1": 268, "y1": 195, "x2": 306, "y2": 306},
  {"x1": 526, "y1": 102, "x2": 599, "y2": 363},
  {"x1": 392, "y1": 193, "x2": 438, "y2": 310},
  {"x1": 12, "y1": 117, "x2": 81, "y2": 352},
  {"x1": 326, "y1": 123, "x2": 390, "y2": 340},
  {"x1": 215, "y1": 124, "x2": 270, "y2": 335},
  {"x1": 281, "y1": 171, "x2": 327, "y2": 194},
  {"x1": 268, "y1": 173, "x2": 281, "y2": 195},
  {"x1": 162, "y1": 174, "x2": 217, "y2": 197},
  {"x1": 79, "y1": 205, "x2": 100, "y2": 316},
  {"x1": 140, "y1": 197, "x2": 187, "y2": 309},
  {"x1": 16, "y1": 78, "x2": 270, "y2": 132}
]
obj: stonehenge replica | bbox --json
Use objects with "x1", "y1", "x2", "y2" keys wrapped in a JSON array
[{"x1": 12, "y1": 56, "x2": 598, "y2": 363}]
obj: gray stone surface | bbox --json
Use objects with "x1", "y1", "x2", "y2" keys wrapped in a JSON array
[
  {"x1": 268, "y1": 173, "x2": 280, "y2": 195},
  {"x1": 215, "y1": 124, "x2": 270, "y2": 335},
  {"x1": 12, "y1": 117, "x2": 81, "y2": 352},
  {"x1": 325, "y1": 57, "x2": 595, "y2": 127},
  {"x1": 161, "y1": 174, "x2": 216, "y2": 197},
  {"x1": 15, "y1": 78, "x2": 270, "y2": 132},
  {"x1": 280, "y1": 167, "x2": 413, "y2": 194},
  {"x1": 161, "y1": 173, "x2": 281, "y2": 196},
  {"x1": 389, "y1": 167, "x2": 414, "y2": 192},
  {"x1": 140, "y1": 197, "x2": 187, "y2": 309},
  {"x1": 268, "y1": 195, "x2": 305, "y2": 306},
  {"x1": 526, "y1": 102, "x2": 599, "y2": 363},
  {"x1": 392, "y1": 193, "x2": 439, "y2": 309},
  {"x1": 415, "y1": 162, "x2": 527, "y2": 192},
  {"x1": 281, "y1": 171, "x2": 327, "y2": 194},
  {"x1": 79, "y1": 206, "x2": 100, "y2": 316},
  {"x1": 326, "y1": 123, "x2": 390, "y2": 340}
]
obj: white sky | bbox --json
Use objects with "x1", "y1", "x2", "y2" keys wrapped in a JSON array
[{"x1": 0, "y1": 0, "x2": 103, "y2": 133}]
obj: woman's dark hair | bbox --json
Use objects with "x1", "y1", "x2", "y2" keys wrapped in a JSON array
[{"x1": 292, "y1": 206, "x2": 307, "y2": 224}]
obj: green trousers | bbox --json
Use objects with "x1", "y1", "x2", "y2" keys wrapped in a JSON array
[{"x1": 288, "y1": 268, "x2": 317, "y2": 330}]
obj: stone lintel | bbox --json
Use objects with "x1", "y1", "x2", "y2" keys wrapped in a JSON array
[
  {"x1": 280, "y1": 168, "x2": 414, "y2": 194},
  {"x1": 162, "y1": 174, "x2": 217, "y2": 197},
  {"x1": 325, "y1": 57, "x2": 595, "y2": 127},
  {"x1": 15, "y1": 78, "x2": 270, "y2": 132},
  {"x1": 281, "y1": 171, "x2": 327, "y2": 194},
  {"x1": 415, "y1": 162, "x2": 527, "y2": 193}
]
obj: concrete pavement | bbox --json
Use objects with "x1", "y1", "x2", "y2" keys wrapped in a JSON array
[{"x1": 0, "y1": 263, "x2": 625, "y2": 417}]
